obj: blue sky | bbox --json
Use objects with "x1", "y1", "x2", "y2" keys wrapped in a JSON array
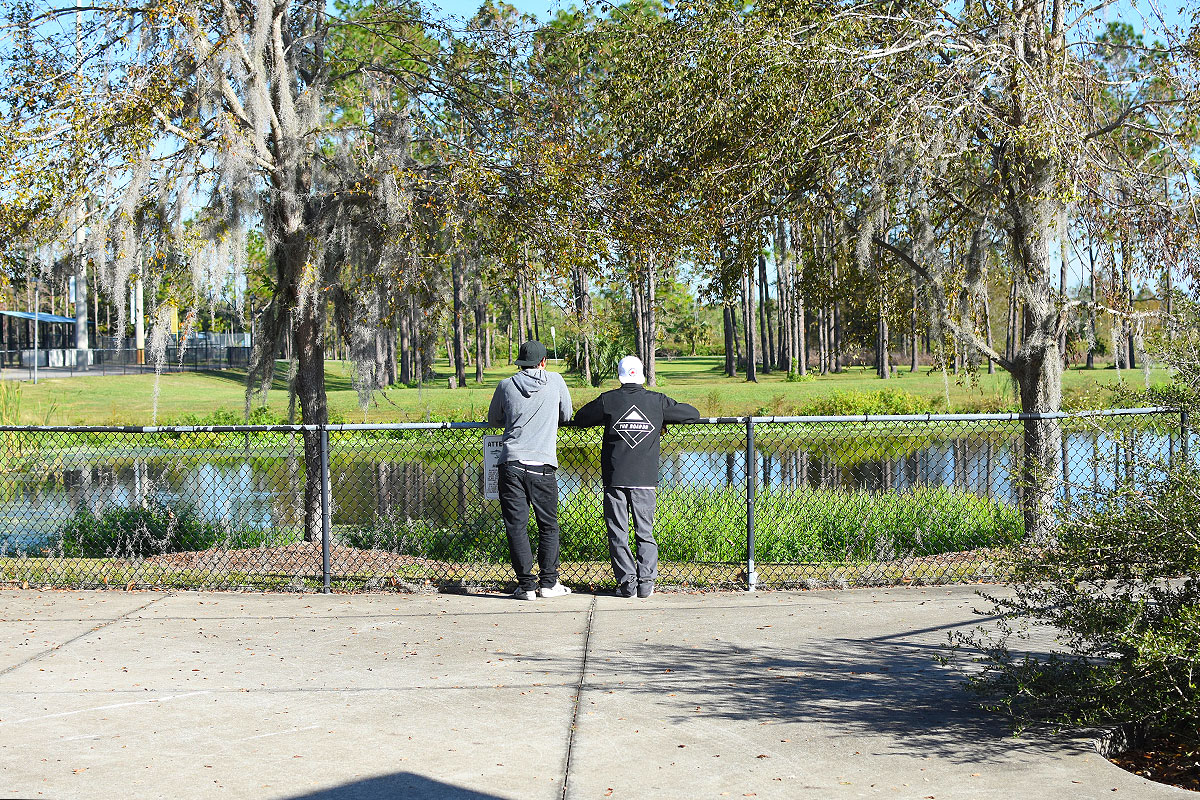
[
  {"x1": 424, "y1": 0, "x2": 1192, "y2": 35},
  {"x1": 424, "y1": 0, "x2": 576, "y2": 22}
]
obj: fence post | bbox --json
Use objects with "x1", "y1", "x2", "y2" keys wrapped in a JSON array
[
  {"x1": 745, "y1": 417, "x2": 758, "y2": 591},
  {"x1": 320, "y1": 427, "x2": 332, "y2": 594},
  {"x1": 1183, "y1": 408, "x2": 1191, "y2": 467}
]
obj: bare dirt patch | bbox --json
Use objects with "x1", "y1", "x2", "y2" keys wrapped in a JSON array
[
  {"x1": 1110, "y1": 732, "x2": 1200, "y2": 793},
  {"x1": 143, "y1": 541, "x2": 434, "y2": 574}
]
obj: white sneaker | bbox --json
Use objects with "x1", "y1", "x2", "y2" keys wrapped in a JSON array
[
  {"x1": 513, "y1": 588, "x2": 537, "y2": 601},
  {"x1": 537, "y1": 583, "x2": 572, "y2": 598}
]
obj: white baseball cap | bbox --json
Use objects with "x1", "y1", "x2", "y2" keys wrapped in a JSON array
[{"x1": 617, "y1": 355, "x2": 645, "y2": 384}]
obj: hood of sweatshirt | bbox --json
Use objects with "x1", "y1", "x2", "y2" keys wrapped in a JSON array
[{"x1": 511, "y1": 368, "x2": 549, "y2": 398}]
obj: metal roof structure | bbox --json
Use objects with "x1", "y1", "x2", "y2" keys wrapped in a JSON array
[{"x1": 0, "y1": 309, "x2": 78, "y2": 324}]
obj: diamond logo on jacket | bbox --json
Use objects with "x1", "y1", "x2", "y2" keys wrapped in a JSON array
[{"x1": 614, "y1": 405, "x2": 655, "y2": 448}]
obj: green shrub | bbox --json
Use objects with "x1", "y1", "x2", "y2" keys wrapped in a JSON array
[
  {"x1": 797, "y1": 388, "x2": 934, "y2": 416},
  {"x1": 959, "y1": 464, "x2": 1200, "y2": 746},
  {"x1": 247, "y1": 406, "x2": 285, "y2": 426},
  {"x1": 168, "y1": 407, "x2": 286, "y2": 427},
  {"x1": 58, "y1": 502, "x2": 230, "y2": 558}
]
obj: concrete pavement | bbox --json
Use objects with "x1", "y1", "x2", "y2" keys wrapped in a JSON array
[{"x1": 0, "y1": 587, "x2": 1184, "y2": 799}]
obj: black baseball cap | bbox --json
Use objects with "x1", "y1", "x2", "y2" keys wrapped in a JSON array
[{"x1": 515, "y1": 340, "x2": 547, "y2": 367}]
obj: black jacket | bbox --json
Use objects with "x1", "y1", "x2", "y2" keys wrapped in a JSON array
[{"x1": 573, "y1": 384, "x2": 700, "y2": 487}]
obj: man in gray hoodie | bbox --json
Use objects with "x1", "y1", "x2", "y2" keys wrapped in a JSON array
[{"x1": 487, "y1": 341, "x2": 574, "y2": 600}]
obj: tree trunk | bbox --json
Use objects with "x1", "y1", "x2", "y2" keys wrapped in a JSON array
[
  {"x1": 631, "y1": 271, "x2": 645, "y2": 362},
  {"x1": 1005, "y1": 275, "x2": 1018, "y2": 363},
  {"x1": 1164, "y1": 264, "x2": 1173, "y2": 343},
  {"x1": 1086, "y1": 240, "x2": 1096, "y2": 369},
  {"x1": 92, "y1": 251, "x2": 101, "y2": 343},
  {"x1": 796, "y1": 291, "x2": 807, "y2": 376},
  {"x1": 530, "y1": 274, "x2": 541, "y2": 343},
  {"x1": 411, "y1": 300, "x2": 424, "y2": 383},
  {"x1": 450, "y1": 255, "x2": 466, "y2": 388},
  {"x1": 982, "y1": 287, "x2": 995, "y2": 375},
  {"x1": 817, "y1": 305, "x2": 827, "y2": 374},
  {"x1": 399, "y1": 299, "x2": 411, "y2": 384},
  {"x1": 1059, "y1": 237, "x2": 1069, "y2": 368},
  {"x1": 743, "y1": 267, "x2": 757, "y2": 382},
  {"x1": 827, "y1": 304, "x2": 836, "y2": 373},
  {"x1": 374, "y1": 324, "x2": 388, "y2": 389},
  {"x1": 645, "y1": 256, "x2": 657, "y2": 386},
  {"x1": 474, "y1": 275, "x2": 485, "y2": 384},
  {"x1": 573, "y1": 267, "x2": 593, "y2": 386},
  {"x1": 1002, "y1": 156, "x2": 1065, "y2": 543},
  {"x1": 878, "y1": 312, "x2": 890, "y2": 379},
  {"x1": 723, "y1": 304, "x2": 735, "y2": 377},
  {"x1": 774, "y1": 217, "x2": 791, "y2": 373},
  {"x1": 1014, "y1": 348, "x2": 1063, "y2": 544},
  {"x1": 793, "y1": 222, "x2": 807, "y2": 376},
  {"x1": 294, "y1": 298, "x2": 328, "y2": 543},
  {"x1": 386, "y1": 325, "x2": 397, "y2": 386},
  {"x1": 486, "y1": 312, "x2": 494, "y2": 368},
  {"x1": 910, "y1": 278, "x2": 919, "y2": 372},
  {"x1": 516, "y1": 272, "x2": 527, "y2": 345},
  {"x1": 831, "y1": 264, "x2": 842, "y2": 373},
  {"x1": 1122, "y1": 238, "x2": 1135, "y2": 370},
  {"x1": 758, "y1": 253, "x2": 773, "y2": 374}
]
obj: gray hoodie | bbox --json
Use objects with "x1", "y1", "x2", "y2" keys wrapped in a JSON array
[{"x1": 487, "y1": 368, "x2": 573, "y2": 467}]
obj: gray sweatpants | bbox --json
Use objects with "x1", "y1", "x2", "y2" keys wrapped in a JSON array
[{"x1": 603, "y1": 487, "x2": 657, "y2": 590}]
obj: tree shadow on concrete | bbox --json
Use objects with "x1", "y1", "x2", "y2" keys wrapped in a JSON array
[
  {"x1": 283, "y1": 771, "x2": 510, "y2": 800},
  {"x1": 580, "y1": 616, "x2": 1081, "y2": 766}
]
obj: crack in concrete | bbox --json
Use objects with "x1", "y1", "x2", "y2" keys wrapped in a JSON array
[
  {"x1": 560, "y1": 594, "x2": 596, "y2": 800},
  {"x1": 0, "y1": 593, "x2": 169, "y2": 679}
]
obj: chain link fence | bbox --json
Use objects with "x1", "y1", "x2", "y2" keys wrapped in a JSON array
[{"x1": 0, "y1": 407, "x2": 1188, "y2": 593}]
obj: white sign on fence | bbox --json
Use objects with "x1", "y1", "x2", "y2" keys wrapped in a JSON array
[{"x1": 483, "y1": 435, "x2": 504, "y2": 500}]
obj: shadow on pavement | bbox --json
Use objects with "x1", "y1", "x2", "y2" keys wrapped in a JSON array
[
  {"x1": 283, "y1": 772, "x2": 509, "y2": 800},
  {"x1": 582, "y1": 630, "x2": 1074, "y2": 766}
]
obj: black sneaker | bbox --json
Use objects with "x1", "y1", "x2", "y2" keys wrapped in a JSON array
[
  {"x1": 637, "y1": 583, "x2": 654, "y2": 598},
  {"x1": 613, "y1": 584, "x2": 635, "y2": 598}
]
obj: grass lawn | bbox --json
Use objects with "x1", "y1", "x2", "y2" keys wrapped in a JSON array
[{"x1": 6, "y1": 355, "x2": 1171, "y2": 426}]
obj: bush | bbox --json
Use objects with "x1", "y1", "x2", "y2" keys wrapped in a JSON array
[
  {"x1": 797, "y1": 388, "x2": 934, "y2": 416},
  {"x1": 58, "y1": 502, "x2": 229, "y2": 558},
  {"x1": 959, "y1": 463, "x2": 1200, "y2": 746},
  {"x1": 169, "y1": 407, "x2": 286, "y2": 426},
  {"x1": 959, "y1": 302, "x2": 1200, "y2": 747}
]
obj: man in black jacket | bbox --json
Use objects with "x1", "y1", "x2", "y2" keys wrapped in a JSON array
[{"x1": 573, "y1": 355, "x2": 700, "y2": 597}]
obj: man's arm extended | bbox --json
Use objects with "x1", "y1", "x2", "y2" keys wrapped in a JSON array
[
  {"x1": 558, "y1": 375, "x2": 573, "y2": 424},
  {"x1": 573, "y1": 395, "x2": 605, "y2": 427},
  {"x1": 662, "y1": 395, "x2": 700, "y2": 423},
  {"x1": 487, "y1": 383, "x2": 506, "y2": 426}
]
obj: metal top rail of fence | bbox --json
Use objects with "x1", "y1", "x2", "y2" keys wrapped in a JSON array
[
  {"x1": 0, "y1": 406, "x2": 1191, "y2": 594},
  {"x1": 0, "y1": 405, "x2": 1177, "y2": 434}
]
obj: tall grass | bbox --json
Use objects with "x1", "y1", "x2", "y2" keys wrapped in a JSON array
[
  {"x1": 335, "y1": 484, "x2": 1021, "y2": 565},
  {"x1": 0, "y1": 380, "x2": 20, "y2": 424}
]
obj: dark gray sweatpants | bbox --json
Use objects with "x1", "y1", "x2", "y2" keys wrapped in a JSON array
[{"x1": 603, "y1": 486, "x2": 657, "y2": 590}]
